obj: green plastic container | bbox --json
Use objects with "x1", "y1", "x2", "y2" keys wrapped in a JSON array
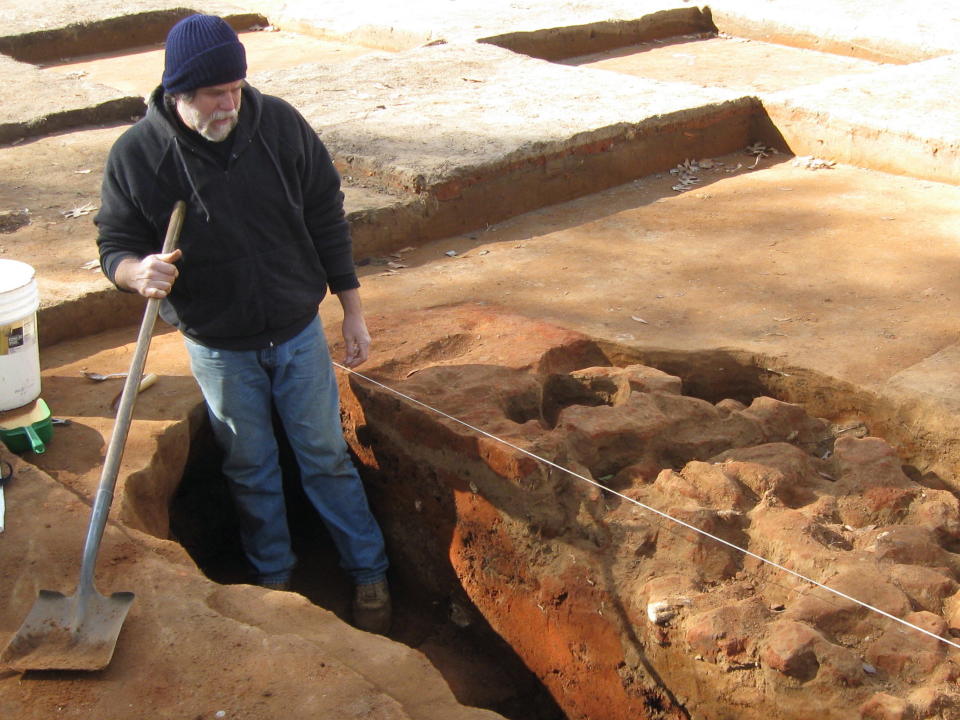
[{"x1": 0, "y1": 397, "x2": 52, "y2": 454}]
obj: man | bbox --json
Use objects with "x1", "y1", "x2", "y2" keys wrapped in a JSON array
[{"x1": 95, "y1": 14, "x2": 391, "y2": 633}]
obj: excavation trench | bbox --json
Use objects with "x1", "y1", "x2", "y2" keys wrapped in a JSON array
[
  {"x1": 166, "y1": 317, "x2": 960, "y2": 720},
  {"x1": 170, "y1": 412, "x2": 567, "y2": 720}
]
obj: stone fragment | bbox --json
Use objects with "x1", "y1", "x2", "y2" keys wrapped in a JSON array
[
  {"x1": 714, "y1": 397, "x2": 746, "y2": 415},
  {"x1": 653, "y1": 462, "x2": 755, "y2": 512},
  {"x1": 622, "y1": 364, "x2": 683, "y2": 395},
  {"x1": 649, "y1": 504, "x2": 745, "y2": 582},
  {"x1": 762, "y1": 618, "x2": 868, "y2": 687},
  {"x1": 761, "y1": 620, "x2": 822, "y2": 681},
  {"x1": 786, "y1": 566, "x2": 911, "y2": 635},
  {"x1": 610, "y1": 460, "x2": 662, "y2": 487},
  {"x1": 557, "y1": 393, "x2": 676, "y2": 478},
  {"x1": 647, "y1": 392, "x2": 763, "y2": 461},
  {"x1": 865, "y1": 612, "x2": 948, "y2": 681},
  {"x1": 887, "y1": 564, "x2": 958, "y2": 613},
  {"x1": 940, "y1": 663, "x2": 960, "y2": 684},
  {"x1": 905, "y1": 610, "x2": 949, "y2": 645},
  {"x1": 833, "y1": 436, "x2": 917, "y2": 519},
  {"x1": 906, "y1": 488, "x2": 960, "y2": 542},
  {"x1": 713, "y1": 442, "x2": 827, "y2": 508},
  {"x1": 749, "y1": 504, "x2": 851, "y2": 579},
  {"x1": 839, "y1": 484, "x2": 919, "y2": 527},
  {"x1": 834, "y1": 435, "x2": 907, "y2": 477},
  {"x1": 643, "y1": 574, "x2": 700, "y2": 604},
  {"x1": 830, "y1": 436, "x2": 922, "y2": 528},
  {"x1": 859, "y1": 692, "x2": 914, "y2": 720},
  {"x1": 816, "y1": 642, "x2": 867, "y2": 687},
  {"x1": 944, "y1": 588, "x2": 960, "y2": 632},
  {"x1": 557, "y1": 388, "x2": 763, "y2": 482},
  {"x1": 684, "y1": 597, "x2": 769, "y2": 665},
  {"x1": 566, "y1": 366, "x2": 633, "y2": 405},
  {"x1": 804, "y1": 493, "x2": 841, "y2": 522},
  {"x1": 739, "y1": 396, "x2": 830, "y2": 446},
  {"x1": 605, "y1": 491, "x2": 660, "y2": 559},
  {"x1": 907, "y1": 686, "x2": 956, "y2": 719},
  {"x1": 862, "y1": 526, "x2": 955, "y2": 569}
]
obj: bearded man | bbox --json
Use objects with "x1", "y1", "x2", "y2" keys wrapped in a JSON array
[{"x1": 95, "y1": 14, "x2": 391, "y2": 633}]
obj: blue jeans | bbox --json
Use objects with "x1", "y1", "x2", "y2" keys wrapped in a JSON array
[{"x1": 184, "y1": 317, "x2": 388, "y2": 586}]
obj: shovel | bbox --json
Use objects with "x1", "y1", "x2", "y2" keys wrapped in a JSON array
[{"x1": 0, "y1": 200, "x2": 186, "y2": 672}]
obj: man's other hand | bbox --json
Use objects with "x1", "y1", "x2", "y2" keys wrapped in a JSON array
[{"x1": 342, "y1": 312, "x2": 371, "y2": 368}]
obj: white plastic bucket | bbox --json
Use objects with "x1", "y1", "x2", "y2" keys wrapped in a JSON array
[{"x1": 0, "y1": 259, "x2": 41, "y2": 412}]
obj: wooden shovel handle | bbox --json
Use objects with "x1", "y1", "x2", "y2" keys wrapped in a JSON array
[{"x1": 78, "y1": 201, "x2": 186, "y2": 593}]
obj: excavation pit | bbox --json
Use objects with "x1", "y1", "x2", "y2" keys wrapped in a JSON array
[
  {"x1": 324, "y1": 306, "x2": 960, "y2": 720},
  {"x1": 160, "y1": 304, "x2": 960, "y2": 720}
]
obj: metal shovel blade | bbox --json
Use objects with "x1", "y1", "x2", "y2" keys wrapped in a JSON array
[{"x1": 1, "y1": 588, "x2": 135, "y2": 671}]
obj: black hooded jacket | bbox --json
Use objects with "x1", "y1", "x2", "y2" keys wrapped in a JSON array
[{"x1": 96, "y1": 84, "x2": 358, "y2": 350}]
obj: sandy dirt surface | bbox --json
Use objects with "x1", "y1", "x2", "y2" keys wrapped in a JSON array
[
  {"x1": 561, "y1": 34, "x2": 884, "y2": 93},
  {"x1": 2, "y1": 1, "x2": 960, "y2": 719},
  {"x1": 346, "y1": 152, "x2": 960, "y2": 397}
]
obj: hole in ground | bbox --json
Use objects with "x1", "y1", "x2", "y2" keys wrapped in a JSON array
[{"x1": 169, "y1": 414, "x2": 566, "y2": 720}]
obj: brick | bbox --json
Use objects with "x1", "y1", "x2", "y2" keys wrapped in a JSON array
[
  {"x1": 860, "y1": 692, "x2": 914, "y2": 720},
  {"x1": 761, "y1": 620, "x2": 822, "y2": 680}
]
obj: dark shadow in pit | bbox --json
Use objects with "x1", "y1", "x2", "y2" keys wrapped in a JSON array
[{"x1": 169, "y1": 412, "x2": 566, "y2": 720}]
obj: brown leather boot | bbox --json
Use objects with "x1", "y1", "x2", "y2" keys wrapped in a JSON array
[{"x1": 353, "y1": 579, "x2": 391, "y2": 634}]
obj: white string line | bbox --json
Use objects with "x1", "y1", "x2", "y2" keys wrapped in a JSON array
[{"x1": 333, "y1": 361, "x2": 960, "y2": 652}]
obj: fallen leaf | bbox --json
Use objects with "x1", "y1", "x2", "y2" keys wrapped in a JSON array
[
  {"x1": 63, "y1": 202, "x2": 97, "y2": 218},
  {"x1": 792, "y1": 155, "x2": 835, "y2": 170}
]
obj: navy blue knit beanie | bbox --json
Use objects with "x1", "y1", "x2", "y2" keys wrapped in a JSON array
[{"x1": 162, "y1": 14, "x2": 247, "y2": 94}]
